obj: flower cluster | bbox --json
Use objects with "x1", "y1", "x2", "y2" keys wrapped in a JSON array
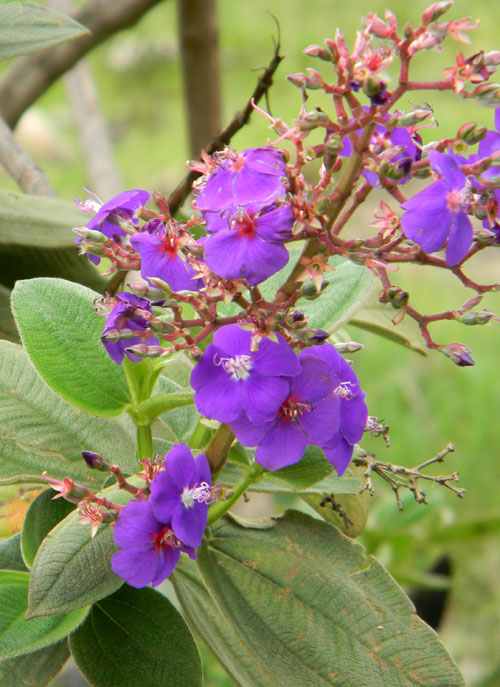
[
  {"x1": 111, "y1": 445, "x2": 214, "y2": 588},
  {"x1": 191, "y1": 325, "x2": 368, "y2": 475}
]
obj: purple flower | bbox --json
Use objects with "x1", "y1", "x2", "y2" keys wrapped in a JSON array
[
  {"x1": 76, "y1": 190, "x2": 150, "y2": 265},
  {"x1": 230, "y1": 344, "x2": 367, "y2": 475},
  {"x1": 401, "y1": 151, "x2": 473, "y2": 266},
  {"x1": 194, "y1": 147, "x2": 287, "y2": 213},
  {"x1": 111, "y1": 499, "x2": 196, "y2": 588},
  {"x1": 202, "y1": 204, "x2": 293, "y2": 285},
  {"x1": 191, "y1": 324, "x2": 301, "y2": 424},
  {"x1": 149, "y1": 444, "x2": 212, "y2": 548},
  {"x1": 130, "y1": 221, "x2": 202, "y2": 292},
  {"x1": 101, "y1": 292, "x2": 158, "y2": 365},
  {"x1": 476, "y1": 108, "x2": 500, "y2": 181}
]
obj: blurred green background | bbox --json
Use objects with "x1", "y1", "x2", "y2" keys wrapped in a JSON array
[{"x1": 1, "y1": 0, "x2": 499, "y2": 685}]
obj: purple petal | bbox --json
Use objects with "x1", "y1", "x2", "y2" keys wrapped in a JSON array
[
  {"x1": 212, "y1": 325, "x2": 251, "y2": 355},
  {"x1": 164, "y1": 444, "x2": 195, "y2": 488},
  {"x1": 113, "y1": 500, "x2": 159, "y2": 548},
  {"x1": 340, "y1": 397, "x2": 368, "y2": 445},
  {"x1": 401, "y1": 206, "x2": 451, "y2": 254},
  {"x1": 401, "y1": 180, "x2": 449, "y2": 213},
  {"x1": 255, "y1": 419, "x2": 307, "y2": 470},
  {"x1": 298, "y1": 397, "x2": 340, "y2": 444},
  {"x1": 322, "y1": 437, "x2": 354, "y2": 476},
  {"x1": 172, "y1": 502, "x2": 207, "y2": 548},
  {"x1": 193, "y1": 453, "x2": 211, "y2": 486},
  {"x1": 291, "y1": 359, "x2": 333, "y2": 403},
  {"x1": 204, "y1": 230, "x2": 289, "y2": 285},
  {"x1": 253, "y1": 205, "x2": 294, "y2": 242},
  {"x1": 230, "y1": 414, "x2": 272, "y2": 446},
  {"x1": 252, "y1": 334, "x2": 301, "y2": 377},
  {"x1": 111, "y1": 546, "x2": 159, "y2": 588},
  {"x1": 445, "y1": 210, "x2": 473, "y2": 266},
  {"x1": 195, "y1": 169, "x2": 237, "y2": 212},
  {"x1": 151, "y1": 547, "x2": 181, "y2": 586},
  {"x1": 428, "y1": 151, "x2": 465, "y2": 189},
  {"x1": 239, "y1": 374, "x2": 290, "y2": 423},
  {"x1": 191, "y1": 346, "x2": 244, "y2": 422},
  {"x1": 242, "y1": 147, "x2": 286, "y2": 176}
]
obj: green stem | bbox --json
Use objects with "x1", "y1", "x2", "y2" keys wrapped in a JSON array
[
  {"x1": 137, "y1": 424, "x2": 153, "y2": 462},
  {"x1": 189, "y1": 419, "x2": 213, "y2": 450},
  {"x1": 207, "y1": 463, "x2": 265, "y2": 526}
]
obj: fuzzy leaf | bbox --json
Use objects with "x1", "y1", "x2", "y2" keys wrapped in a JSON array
[
  {"x1": 0, "y1": 638, "x2": 69, "y2": 687},
  {"x1": 0, "y1": 3, "x2": 89, "y2": 62},
  {"x1": 11, "y1": 279, "x2": 130, "y2": 417},
  {"x1": 70, "y1": 585, "x2": 202, "y2": 687},
  {"x1": 0, "y1": 340, "x2": 136, "y2": 486},
  {"x1": 0, "y1": 534, "x2": 27, "y2": 572},
  {"x1": 21, "y1": 490, "x2": 75, "y2": 569},
  {"x1": 190, "y1": 511, "x2": 464, "y2": 687},
  {"x1": 0, "y1": 570, "x2": 87, "y2": 661}
]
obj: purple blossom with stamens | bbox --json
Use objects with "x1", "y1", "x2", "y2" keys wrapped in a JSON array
[
  {"x1": 230, "y1": 344, "x2": 367, "y2": 475},
  {"x1": 194, "y1": 147, "x2": 287, "y2": 213},
  {"x1": 101, "y1": 292, "x2": 158, "y2": 365},
  {"x1": 111, "y1": 499, "x2": 196, "y2": 588},
  {"x1": 191, "y1": 324, "x2": 301, "y2": 424},
  {"x1": 76, "y1": 190, "x2": 150, "y2": 265},
  {"x1": 202, "y1": 204, "x2": 294, "y2": 285},
  {"x1": 401, "y1": 151, "x2": 473, "y2": 266},
  {"x1": 149, "y1": 444, "x2": 212, "y2": 549},
  {"x1": 130, "y1": 221, "x2": 202, "y2": 292}
]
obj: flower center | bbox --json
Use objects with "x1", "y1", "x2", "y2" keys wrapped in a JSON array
[
  {"x1": 279, "y1": 396, "x2": 312, "y2": 421},
  {"x1": 152, "y1": 525, "x2": 181, "y2": 552},
  {"x1": 446, "y1": 189, "x2": 465, "y2": 213},
  {"x1": 181, "y1": 482, "x2": 217, "y2": 509},
  {"x1": 233, "y1": 214, "x2": 256, "y2": 238},
  {"x1": 333, "y1": 381, "x2": 355, "y2": 400},
  {"x1": 213, "y1": 353, "x2": 253, "y2": 380}
]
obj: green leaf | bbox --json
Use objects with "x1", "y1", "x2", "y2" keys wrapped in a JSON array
[
  {"x1": 301, "y1": 258, "x2": 375, "y2": 333},
  {"x1": 0, "y1": 340, "x2": 137, "y2": 487},
  {"x1": 0, "y1": 3, "x2": 89, "y2": 62},
  {"x1": 265, "y1": 444, "x2": 338, "y2": 489},
  {"x1": 0, "y1": 570, "x2": 87, "y2": 661},
  {"x1": 153, "y1": 354, "x2": 199, "y2": 450},
  {"x1": 27, "y1": 507, "x2": 123, "y2": 619},
  {"x1": 259, "y1": 247, "x2": 374, "y2": 333},
  {"x1": 0, "y1": 638, "x2": 69, "y2": 687},
  {"x1": 11, "y1": 279, "x2": 130, "y2": 417},
  {"x1": 0, "y1": 534, "x2": 27, "y2": 572},
  {"x1": 193, "y1": 511, "x2": 464, "y2": 687},
  {"x1": 349, "y1": 304, "x2": 427, "y2": 355},
  {"x1": 21, "y1": 489, "x2": 75, "y2": 569},
  {"x1": 70, "y1": 585, "x2": 202, "y2": 687},
  {"x1": 0, "y1": 285, "x2": 18, "y2": 342}
]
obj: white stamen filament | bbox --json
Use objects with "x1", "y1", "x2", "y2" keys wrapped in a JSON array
[{"x1": 213, "y1": 353, "x2": 253, "y2": 380}]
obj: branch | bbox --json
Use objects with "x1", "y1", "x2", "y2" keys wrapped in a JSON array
[
  {"x1": 353, "y1": 443, "x2": 465, "y2": 510},
  {"x1": 0, "y1": 0, "x2": 165, "y2": 129},
  {"x1": 0, "y1": 116, "x2": 56, "y2": 196},
  {"x1": 167, "y1": 42, "x2": 284, "y2": 215},
  {"x1": 177, "y1": 0, "x2": 222, "y2": 158}
]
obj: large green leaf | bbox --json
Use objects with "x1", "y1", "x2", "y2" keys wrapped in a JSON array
[
  {"x1": 11, "y1": 279, "x2": 130, "y2": 417},
  {"x1": 0, "y1": 638, "x2": 69, "y2": 687},
  {"x1": 21, "y1": 489, "x2": 75, "y2": 569},
  {"x1": 0, "y1": 340, "x2": 137, "y2": 486},
  {"x1": 0, "y1": 3, "x2": 89, "y2": 62},
  {"x1": 0, "y1": 570, "x2": 87, "y2": 661},
  {"x1": 0, "y1": 533, "x2": 27, "y2": 572},
  {"x1": 70, "y1": 585, "x2": 202, "y2": 687},
  {"x1": 27, "y1": 508, "x2": 123, "y2": 619},
  {"x1": 0, "y1": 178, "x2": 105, "y2": 294},
  {"x1": 192, "y1": 511, "x2": 464, "y2": 687}
]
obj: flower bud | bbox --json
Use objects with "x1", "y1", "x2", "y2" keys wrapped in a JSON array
[
  {"x1": 102, "y1": 327, "x2": 146, "y2": 342},
  {"x1": 471, "y1": 83, "x2": 500, "y2": 107},
  {"x1": 422, "y1": 1, "x2": 453, "y2": 25},
  {"x1": 291, "y1": 310, "x2": 306, "y2": 323},
  {"x1": 387, "y1": 109, "x2": 432, "y2": 129},
  {"x1": 303, "y1": 44, "x2": 332, "y2": 61},
  {"x1": 300, "y1": 280, "x2": 330, "y2": 300},
  {"x1": 475, "y1": 227, "x2": 497, "y2": 244},
  {"x1": 127, "y1": 282, "x2": 165, "y2": 300},
  {"x1": 308, "y1": 330, "x2": 330, "y2": 343},
  {"x1": 484, "y1": 51, "x2": 500, "y2": 67},
  {"x1": 457, "y1": 122, "x2": 488, "y2": 145},
  {"x1": 297, "y1": 110, "x2": 330, "y2": 131},
  {"x1": 440, "y1": 342, "x2": 475, "y2": 367},
  {"x1": 333, "y1": 341, "x2": 364, "y2": 353},
  {"x1": 325, "y1": 39, "x2": 339, "y2": 63},
  {"x1": 459, "y1": 309, "x2": 495, "y2": 325},
  {"x1": 148, "y1": 277, "x2": 173, "y2": 295},
  {"x1": 125, "y1": 344, "x2": 167, "y2": 358},
  {"x1": 72, "y1": 227, "x2": 108, "y2": 242},
  {"x1": 81, "y1": 451, "x2": 109, "y2": 472}
]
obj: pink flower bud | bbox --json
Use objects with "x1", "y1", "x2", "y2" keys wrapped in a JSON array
[
  {"x1": 422, "y1": 1, "x2": 453, "y2": 26},
  {"x1": 303, "y1": 44, "x2": 332, "y2": 61},
  {"x1": 440, "y1": 342, "x2": 475, "y2": 366}
]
